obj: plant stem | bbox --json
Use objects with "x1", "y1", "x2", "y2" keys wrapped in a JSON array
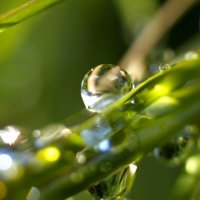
[{"x1": 119, "y1": 0, "x2": 197, "y2": 80}]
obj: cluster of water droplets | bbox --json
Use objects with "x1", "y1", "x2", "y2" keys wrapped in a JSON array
[{"x1": 80, "y1": 64, "x2": 137, "y2": 199}]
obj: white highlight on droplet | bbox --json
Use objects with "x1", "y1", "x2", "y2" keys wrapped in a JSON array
[
  {"x1": 0, "y1": 126, "x2": 20, "y2": 145},
  {"x1": 0, "y1": 154, "x2": 13, "y2": 171},
  {"x1": 129, "y1": 163, "x2": 137, "y2": 174}
]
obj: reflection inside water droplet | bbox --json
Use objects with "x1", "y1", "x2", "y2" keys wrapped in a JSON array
[{"x1": 81, "y1": 64, "x2": 133, "y2": 112}]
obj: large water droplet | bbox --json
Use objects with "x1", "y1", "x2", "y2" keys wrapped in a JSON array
[
  {"x1": 88, "y1": 165, "x2": 137, "y2": 200},
  {"x1": 158, "y1": 64, "x2": 171, "y2": 72},
  {"x1": 154, "y1": 125, "x2": 197, "y2": 166},
  {"x1": 81, "y1": 64, "x2": 133, "y2": 112}
]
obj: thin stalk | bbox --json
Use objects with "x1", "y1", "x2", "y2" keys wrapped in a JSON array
[{"x1": 119, "y1": 0, "x2": 197, "y2": 80}]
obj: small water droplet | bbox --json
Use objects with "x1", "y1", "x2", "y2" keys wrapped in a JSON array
[
  {"x1": 81, "y1": 64, "x2": 133, "y2": 112},
  {"x1": 184, "y1": 51, "x2": 199, "y2": 60},
  {"x1": 76, "y1": 152, "x2": 86, "y2": 164},
  {"x1": 158, "y1": 64, "x2": 171, "y2": 72}
]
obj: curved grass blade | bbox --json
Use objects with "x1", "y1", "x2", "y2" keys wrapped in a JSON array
[
  {"x1": 0, "y1": 0, "x2": 66, "y2": 33},
  {"x1": 40, "y1": 85, "x2": 200, "y2": 199}
]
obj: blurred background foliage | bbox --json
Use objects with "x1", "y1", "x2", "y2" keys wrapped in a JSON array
[{"x1": 0, "y1": 0, "x2": 199, "y2": 199}]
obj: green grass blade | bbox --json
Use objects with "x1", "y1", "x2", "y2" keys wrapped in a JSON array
[
  {"x1": 39, "y1": 57, "x2": 200, "y2": 199},
  {"x1": 0, "y1": 0, "x2": 66, "y2": 33}
]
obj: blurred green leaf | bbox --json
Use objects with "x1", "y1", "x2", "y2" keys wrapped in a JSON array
[{"x1": 0, "y1": 0, "x2": 65, "y2": 33}]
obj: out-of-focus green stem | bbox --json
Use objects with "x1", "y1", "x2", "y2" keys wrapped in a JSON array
[
  {"x1": 167, "y1": 172, "x2": 199, "y2": 200},
  {"x1": 167, "y1": 151, "x2": 200, "y2": 200}
]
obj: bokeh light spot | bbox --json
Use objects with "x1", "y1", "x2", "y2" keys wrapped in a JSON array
[
  {"x1": 0, "y1": 154, "x2": 12, "y2": 171},
  {"x1": 37, "y1": 146, "x2": 60, "y2": 162}
]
